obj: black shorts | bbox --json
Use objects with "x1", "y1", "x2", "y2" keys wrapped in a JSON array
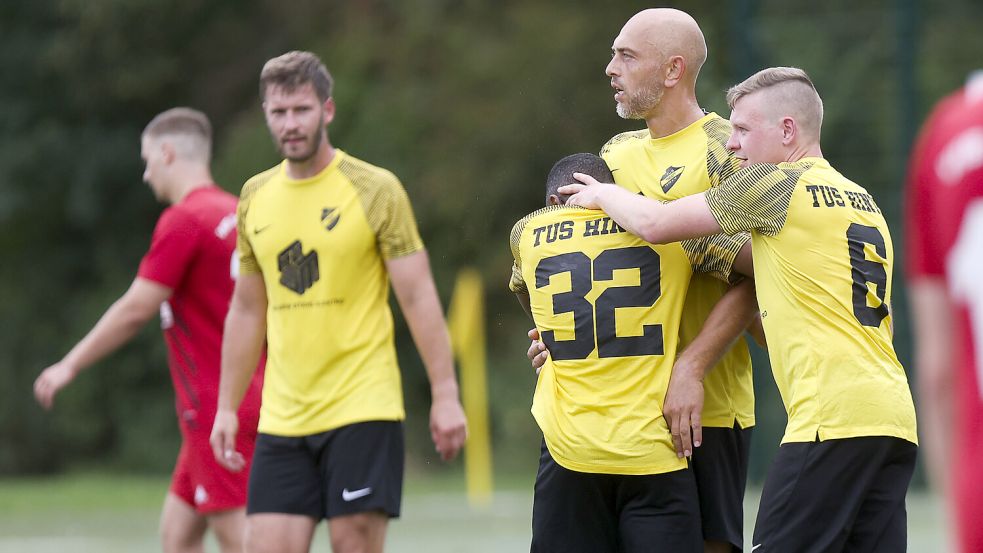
[
  {"x1": 752, "y1": 435, "x2": 917, "y2": 553},
  {"x1": 691, "y1": 423, "x2": 752, "y2": 551},
  {"x1": 247, "y1": 420, "x2": 404, "y2": 520},
  {"x1": 531, "y1": 441, "x2": 702, "y2": 553}
]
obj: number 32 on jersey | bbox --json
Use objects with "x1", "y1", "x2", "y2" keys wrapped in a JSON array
[{"x1": 536, "y1": 245, "x2": 665, "y2": 361}]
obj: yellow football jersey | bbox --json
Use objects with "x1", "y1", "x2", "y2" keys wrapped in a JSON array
[
  {"x1": 509, "y1": 205, "x2": 747, "y2": 475},
  {"x1": 237, "y1": 150, "x2": 424, "y2": 436},
  {"x1": 705, "y1": 158, "x2": 917, "y2": 445},
  {"x1": 601, "y1": 113, "x2": 755, "y2": 428}
]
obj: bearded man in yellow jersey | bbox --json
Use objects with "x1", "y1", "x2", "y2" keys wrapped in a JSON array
[
  {"x1": 512, "y1": 153, "x2": 756, "y2": 553},
  {"x1": 208, "y1": 51, "x2": 467, "y2": 553},
  {"x1": 561, "y1": 67, "x2": 918, "y2": 553},
  {"x1": 527, "y1": 9, "x2": 759, "y2": 552}
]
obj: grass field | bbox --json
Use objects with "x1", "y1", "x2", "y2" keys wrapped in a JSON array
[{"x1": 0, "y1": 472, "x2": 951, "y2": 552}]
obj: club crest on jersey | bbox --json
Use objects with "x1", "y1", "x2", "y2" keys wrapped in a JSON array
[
  {"x1": 660, "y1": 166, "x2": 685, "y2": 193},
  {"x1": 278, "y1": 240, "x2": 319, "y2": 295},
  {"x1": 321, "y1": 207, "x2": 341, "y2": 231}
]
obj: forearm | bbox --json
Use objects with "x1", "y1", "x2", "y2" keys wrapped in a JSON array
[
  {"x1": 593, "y1": 184, "x2": 670, "y2": 242},
  {"x1": 917, "y1": 368, "x2": 954, "y2": 497},
  {"x1": 63, "y1": 295, "x2": 155, "y2": 374},
  {"x1": 388, "y1": 252, "x2": 461, "y2": 401},
  {"x1": 675, "y1": 279, "x2": 758, "y2": 380},
  {"x1": 909, "y1": 279, "x2": 955, "y2": 496},
  {"x1": 217, "y1": 302, "x2": 266, "y2": 412},
  {"x1": 515, "y1": 292, "x2": 533, "y2": 321},
  {"x1": 403, "y1": 283, "x2": 460, "y2": 399}
]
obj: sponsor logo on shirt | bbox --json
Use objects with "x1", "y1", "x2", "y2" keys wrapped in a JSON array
[{"x1": 278, "y1": 240, "x2": 319, "y2": 295}]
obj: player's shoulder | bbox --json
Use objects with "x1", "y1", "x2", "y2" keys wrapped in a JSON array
[
  {"x1": 700, "y1": 113, "x2": 733, "y2": 146},
  {"x1": 170, "y1": 186, "x2": 236, "y2": 223},
  {"x1": 599, "y1": 128, "x2": 649, "y2": 157},
  {"x1": 240, "y1": 164, "x2": 281, "y2": 201},
  {"x1": 337, "y1": 151, "x2": 402, "y2": 192},
  {"x1": 729, "y1": 159, "x2": 815, "y2": 188},
  {"x1": 510, "y1": 205, "x2": 580, "y2": 243}
]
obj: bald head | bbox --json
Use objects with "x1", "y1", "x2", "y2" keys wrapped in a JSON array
[
  {"x1": 619, "y1": 8, "x2": 707, "y2": 86},
  {"x1": 727, "y1": 67, "x2": 824, "y2": 142}
]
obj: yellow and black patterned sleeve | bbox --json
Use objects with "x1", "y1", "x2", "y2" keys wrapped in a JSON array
[
  {"x1": 680, "y1": 231, "x2": 750, "y2": 284},
  {"x1": 508, "y1": 216, "x2": 530, "y2": 294},
  {"x1": 508, "y1": 206, "x2": 578, "y2": 293},
  {"x1": 236, "y1": 168, "x2": 277, "y2": 275},
  {"x1": 343, "y1": 159, "x2": 424, "y2": 259},
  {"x1": 702, "y1": 116, "x2": 742, "y2": 188},
  {"x1": 705, "y1": 162, "x2": 810, "y2": 236}
]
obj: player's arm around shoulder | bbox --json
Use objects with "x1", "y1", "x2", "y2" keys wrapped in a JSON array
[
  {"x1": 386, "y1": 251, "x2": 468, "y2": 462},
  {"x1": 34, "y1": 278, "x2": 171, "y2": 410},
  {"x1": 211, "y1": 271, "x2": 267, "y2": 472}
]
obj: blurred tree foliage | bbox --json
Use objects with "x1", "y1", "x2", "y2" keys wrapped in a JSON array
[{"x1": 2, "y1": 0, "x2": 981, "y2": 481}]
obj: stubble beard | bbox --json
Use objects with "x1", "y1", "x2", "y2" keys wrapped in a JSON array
[
  {"x1": 279, "y1": 127, "x2": 323, "y2": 163},
  {"x1": 616, "y1": 85, "x2": 665, "y2": 120}
]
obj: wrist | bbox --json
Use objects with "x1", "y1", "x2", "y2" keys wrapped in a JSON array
[
  {"x1": 431, "y1": 379, "x2": 460, "y2": 402},
  {"x1": 674, "y1": 357, "x2": 707, "y2": 381},
  {"x1": 215, "y1": 402, "x2": 238, "y2": 414},
  {"x1": 61, "y1": 357, "x2": 83, "y2": 378}
]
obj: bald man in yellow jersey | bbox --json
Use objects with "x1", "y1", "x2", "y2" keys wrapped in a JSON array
[
  {"x1": 209, "y1": 51, "x2": 467, "y2": 553},
  {"x1": 511, "y1": 153, "x2": 755, "y2": 553},
  {"x1": 561, "y1": 67, "x2": 918, "y2": 553},
  {"x1": 527, "y1": 10, "x2": 758, "y2": 552}
]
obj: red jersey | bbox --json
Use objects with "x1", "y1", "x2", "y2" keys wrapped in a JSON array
[
  {"x1": 137, "y1": 185, "x2": 263, "y2": 439},
  {"x1": 906, "y1": 74, "x2": 983, "y2": 553}
]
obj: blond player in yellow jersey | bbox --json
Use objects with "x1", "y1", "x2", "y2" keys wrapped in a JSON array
[
  {"x1": 561, "y1": 67, "x2": 918, "y2": 553},
  {"x1": 512, "y1": 153, "x2": 756, "y2": 553},
  {"x1": 527, "y1": 10, "x2": 759, "y2": 552},
  {"x1": 208, "y1": 51, "x2": 467, "y2": 553}
]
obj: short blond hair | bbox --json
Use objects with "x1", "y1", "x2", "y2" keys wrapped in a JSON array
[
  {"x1": 726, "y1": 67, "x2": 824, "y2": 139},
  {"x1": 260, "y1": 51, "x2": 333, "y2": 102},
  {"x1": 142, "y1": 107, "x2": 212, "y2": 163}
]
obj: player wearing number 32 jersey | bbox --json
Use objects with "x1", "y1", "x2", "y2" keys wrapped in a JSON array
[{"x1": 510, "y1": 153, "x2": 750, "y2": 553}]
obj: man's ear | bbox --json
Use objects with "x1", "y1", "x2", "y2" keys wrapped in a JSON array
[
  {"x1": 664, "y1": 55, "x2": 686, "y2": 88},
  {"x1": 548, "y1": 194, "x2": 562, "y2": 206},
  {"x1": 781, "y1": 116, "x2": 797, "y2": 145},
  {"x1": 323, "y1": 97, "x2": 336, "y2": 126},
  {"x1": 161, "y1": 141, "x2": 177, "y2": 164}
]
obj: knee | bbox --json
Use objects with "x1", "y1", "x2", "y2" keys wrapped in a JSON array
[
  {"x1": 244, "y1": 523, "x2": 271, "y2": 553},
  {"x1": 213, "y1": 523, "x2": 245, "y2": 553},
  {"x1": 160, "y1": 523, "x2": 204, "y2": 553},
  {"x1": 330, "y1": 526, "x2": 367, "y2": 553},
  {"x1": 330, "y1": 514, "x2": 386, "y2": 553}
]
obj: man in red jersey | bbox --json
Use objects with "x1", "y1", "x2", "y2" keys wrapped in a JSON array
[
  {"x1": 34, "y1": 107, "x2": 263, "y2": 553},
  {"x1": 907, "y1": 71, "x2": 983, "y2": 553}
]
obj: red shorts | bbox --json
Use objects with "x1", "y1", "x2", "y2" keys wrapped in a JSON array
[{"x1": 170, "y1": 427, "x2": 256, "y2": 514}]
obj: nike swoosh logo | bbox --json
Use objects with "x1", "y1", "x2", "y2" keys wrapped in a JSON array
[
  {"x1": 341, "y1": 487, "x2": 373, "y2": 501},
  {"x1": 253, "y1": 224, "x2": 271, "y2": 235},
  {"x1": 751, "y1": 544, "x2": 763, "y2": 552}
]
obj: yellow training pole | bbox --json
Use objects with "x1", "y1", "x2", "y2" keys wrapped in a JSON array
[{"x1": 448, "y1": 267, "x2": 493, "y2": 508}]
